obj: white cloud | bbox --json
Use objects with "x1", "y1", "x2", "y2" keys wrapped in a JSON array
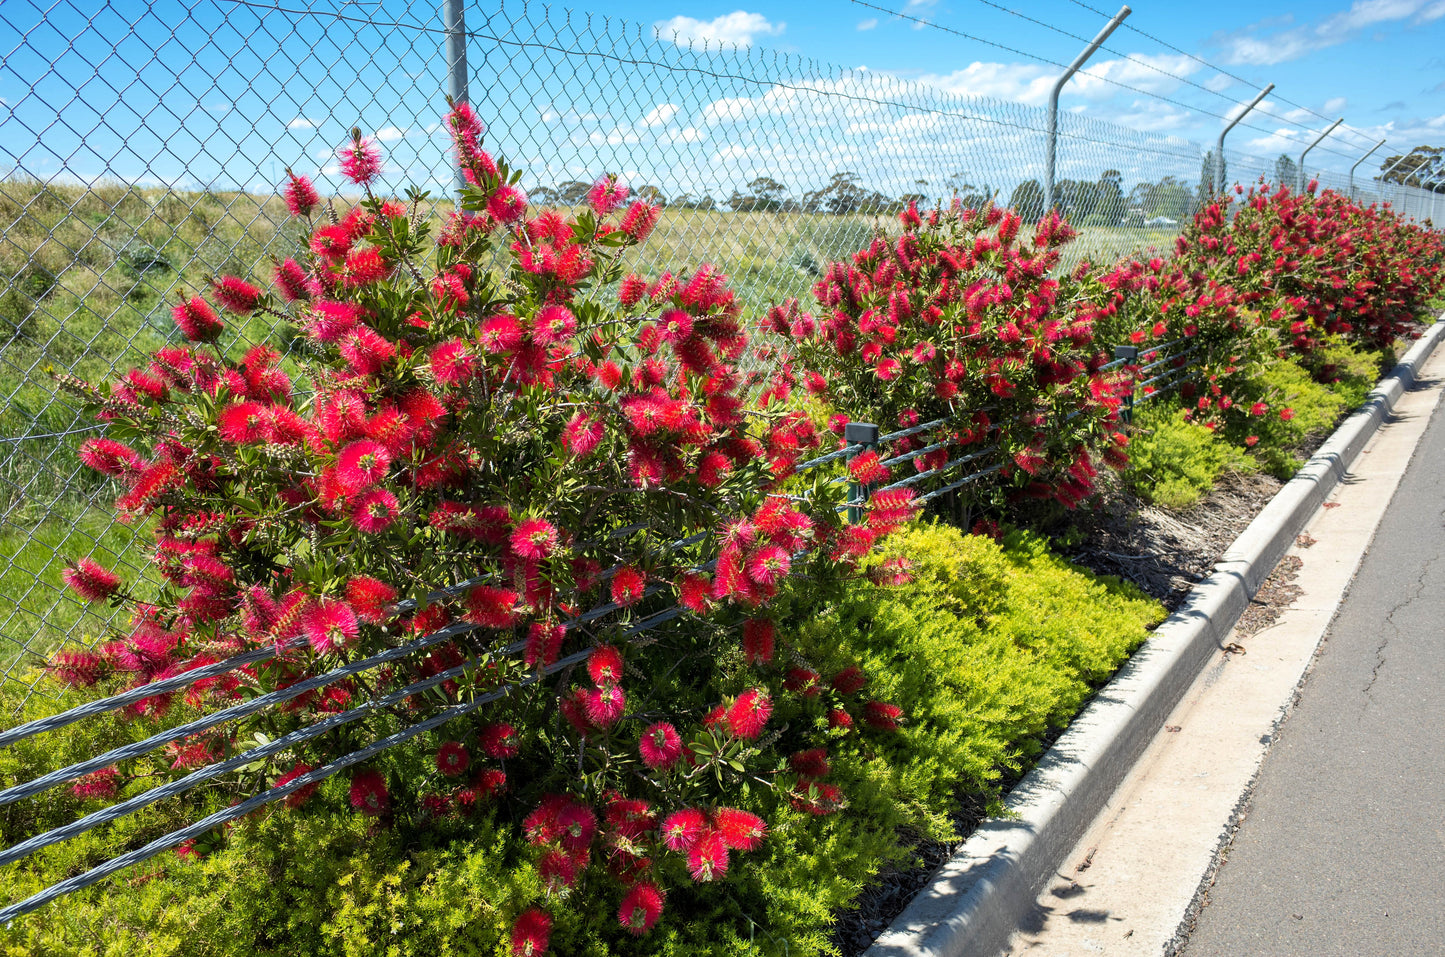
[
  {"x1": 916, "y1": 62, "x2": 1056, "y2": 106},
  {"x1": 1205, "y1": 74, "x2": 1235, "y2": 93},
  {"x1": 375, "y1": 126, "x2": 408, "y2": 142},
  {"x1": 1324, "y1": 96, "x2": 1348, "y2": 113},
  {"x1": 287, "y1": 118, "x2": 317, "y2": 130},
  {"x1": 1219, "y1": 0, "x2": 1445, "y2": 65},
  {"x1": 857, "y1": 17, "x2": 878, "y2": 30},
  {"x1": 653, "y1": 11, "x2": 784, "y2": 49},
  {"x1": 639, "y1": 104, "x2": 680, "y2": 128}
]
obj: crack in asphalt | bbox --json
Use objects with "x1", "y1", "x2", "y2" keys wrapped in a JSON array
[{"x1": 1360, "y1": 521, "x2": 1444, "y2": 707}]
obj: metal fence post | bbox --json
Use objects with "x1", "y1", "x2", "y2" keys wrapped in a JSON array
[
  {"x1": 1347, "y1": 137, "x2": 1386, "y2": 200},
  {"x1": 1114, "y1": 345, "x2": 1138, "y2": 424},
  {"x1": 1214, "y1": 83, "x2": 1273, "y2": 198},
  {"x1": 1298, "y1": 117, "x2": 1343, "y2": 193},
  {"x1": 1045, "y1": 4, "x2": 1130, "y2": 213},
  {"x1": 446, "y1": 0, "x2": 469, "y2": 195},
  {"x1": 844, "y1": 422, "x2": 880, "y2": 523}
]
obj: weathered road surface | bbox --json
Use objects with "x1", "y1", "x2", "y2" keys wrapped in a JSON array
[{"x1": 1181, "y1": 389, "x2": 1445, "y2": 956}]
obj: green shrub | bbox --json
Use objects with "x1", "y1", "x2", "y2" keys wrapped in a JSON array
[{"x1": 1123, "y1": 400, "x2": 1254, "y2": 509}]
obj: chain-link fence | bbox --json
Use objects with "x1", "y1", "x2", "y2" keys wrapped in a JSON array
[{"x1": 1, "y1": 0, "x2": 1440, "y2": 699}]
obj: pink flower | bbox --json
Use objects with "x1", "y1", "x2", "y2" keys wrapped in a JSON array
[
  {"x1": 351, "y1": 488, "x2": 399, "y2": 533},
  {"x1": 583, "y1": 684, "x2": 626, "y2": 727},
  {"x1": 1279, "y1": 407, "x2": 1295, "y2": 422},
  {"x1": 831, "y1": 666, "x2": 867, "y2": 695},
  {"x1": 537, "y1": 849, "x2": 578, "y2": 890},
  {"x1": 531, "y1": 304, "x2": 577, "y2": 345},
  {"x1": 465, "y1": 585, "x2": 519, "y2": 629},
  {"x1": 686, "y1": 831, "x2": 729, "y2": 882},
  {"x1": 610, "y1": 566, "x2": 646, "y2": 607},
  {"x1": 848, "y1": 450, "x2": 890, "y2": 485},
  {"x1": 588, "y1": 175, "x2": 628, "y2": 216},
  {"x1": 436, "y1": 741, "x2": 471, "y2": 777},
  {"x1": 744, "y1": 545, "x2": 790, "y2": 586},
  {"x1": 77, "y1": 438, "x2": 141, "y2": 478},
  {"x1": 510, "y1": 518, "x2": 559, "y2": 560},
  {"x1": 172, "y1": 296, "x2": 224, "y2": 342},
  {"x1": 211, "y1": 275, "x2": 262, "y2": 314},
  {"x1": 283, "y1": 172, "x2": 321, "y2": 216},
  {"x1": 478, "y1": 313, "x2": 524, "y2": 353},
  {"x1": 640, "y1": 722, "x2": 683, "y2": 769},
  {"x1": 303, "y1": 597, "x2": 358, "y2": 654},
  {"x1": 661, "y1": 808, "x2": 708, "y2": 851},
  {"x1": 348, "y1": 768, "x2": 390, "y2": 815},
  {"x1": 71, "y1": 767, "x2": 120, "y2": 800},
  {"x1": 487, "y1": 184, "x2": 527, "y2": 222},
  {"x1": 618, "y1": 882, "x2": 665, "y2": 935},
  {"x1": 618, "y1": 273, "x2": 648, "y2": 309},
  {"x1": 430, "y1": 339, "x2": 474, "y2": 386},
  {"x1": 524, "y1": 620, "x2": 566, "y2": 667},
  {"x1": 337, "y1": 136, "x2": 383, "y2": 186},
  {"x1": 62, "y1": 558, "x2": 122, "y2": 602},
  {"x1": 562, "y1": 413, "x2": 604, "y2": 458},
  {"x1": 619, "y1": 201, "x2": 660, "y2": 242},
  {"x1": 273, "y1": 257, "x2": 310, "y2": 302},
  {"x1": 678, "y1": 572, "x2": 711, "y2": 613},
  {"x1": 510, "y1": 907, "x2": 552, "y2": 956}
]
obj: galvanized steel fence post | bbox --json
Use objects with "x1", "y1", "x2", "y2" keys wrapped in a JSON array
[
  {"x1": 844, "y1": 422, "x2": 880, "y2": 523},
  {"x1": 446, "y1": 0, "x2": 469, "y2": 195},
  {"x1": 1045, "y1": 4, "x2": 1130, "y2": 213},
  {"x1": 1298, "y1": 118, "x2": 1343, "y2": 192},
  {"x1": 1214, "y1": 84, "x2": 1273, "y2": 198},
  {"x1": 1347, "y1": 137, "x2": 1386, "y2": 199}
]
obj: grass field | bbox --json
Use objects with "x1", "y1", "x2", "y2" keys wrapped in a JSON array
[{"x1": 0, "y1": 174, "x2": 1182, "y2": 678}]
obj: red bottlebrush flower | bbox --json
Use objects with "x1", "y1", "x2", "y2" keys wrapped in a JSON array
[
  {"x1": 618, "y1": 273, "x2": 648, "y2": 309},
  {"x1": 303, "y1": 597, "x2": 358, "y2": 654},
  {"x1": 487, "y1": 184, "x2": 528, "y2": 223},
  {"x1": 346, "y1": 576, "x2": 397, "y2": 623},
  {"x1": 351, "y1": 488, "x2": 399, "y2": 533},
  {"x1": 790, "y1": 748, "x2": 831, "y2": 779},
  {"x1": 348, "y1": 768, "x2": 390, "y2": 815},
  {"x1": 62, "y1": 558, "x2": 122, "y2": 602},
  {"x1": 339, "y1": 325, "x2": 396, "y2": 376},
  {"x1": 617, "y1": 883, "x2": 665, "y2": 938},
  {"x1": 828, "y1": 707, "x2": 854, "y2": 730},
  {"x1": 211, "y1": 275, "x2": 262, "y2": 314},
  {"x1": 343, "y1": 246, "x2": 388, "y2": 287},
  {"x1": 677, "y1": 572, "x2": 711, "y2": 613},
  {"x1": 714, "y1": 808, "x2": 767, "y2": 851},
  {"x1": 475, "y1": 768, "x2": 508, "y2": 798},
  {"x1": 584, "y1": 684, "x2": 627, "y2": 728},
  {"x1": 71, "y1": 767, "x2": 120, "y2": 800},
  {"x1": 556, "y1": 801, "x2": 598, "y2": 852},
  {"x1": 466, "y1": 585, "x2": 519, "y2": 629},
  {"x1": 744, "y1": 545, "x2": 790, "y2": 587},
  {"x1": 741, "y1": 618, "x2": 775, "y2": 665},
  {"x1": 479, "y1": 722, "x2": 519, "y2": 758},
  {"x1": 47, "y1": 647, "x2": 110, "y2": 687},
  {"x1": 310, "y1": 225, "x2": 353, "y2": 262},
  {"x1": 1250, "y1": 401, "x2": 1268, "y2": 417},
  {"x1": 640, "y1": 722, "x2": 683, "y2": 769},
  {"x1": 78, "y1": 437, "x2": 141, "y2": 478},
  {"x1": 1279, "y1": 407, "x2": 1295, "y2": 421},
  {"x1": 538, "y1": 848, "x2": 579, "y2": 890},
  {"x1": 588, "y1": 175, "x2": 628, "y2": 216},
  {"x1": 1245, "y1": 435, "x2": 1260, "y2": 447},
  {"x1": 510, "y1": 518, "x2": 560, "y2": 561},
  {"x1": 619, "y1": 201, "x2": 660, "y2": 243},
  {"x1": 430, "y1": 339, "x2": 475, "y2": 386},
  {"x1": 588, "y1": 646, "x2": 625, "y2": 685},
  {"x1": 696, "y1": 450, "x2": 731, "y2": 488},
  {"x1": 532, "y1": 304, "x2": 577, "y2": 345},
  {"x1": 166, "y1": 738, "x2": 215, "y2": 769},
  {"x1": 337, "y1": 135, "x2": 383, "y2": 185},
  {"x1": 283, "y1": 172, "x2": 321, "y2": 216},
  {"x1": 436, "y1": 741, "x2": 471, "y2": 777},
  {"x1": 686, "y1": 831, "x2": 729, "y2": 882},
  {"x1": 524, "y1": 620, "x2": 566, "y2": 667},
  {"x1": 848, "y1": 450, "x2": 890, "y2": 485},
  {"x1": 862, "y1": 701, "x2": 904, "y2": 730},
  {"x1": 478, "y1": 313, "x2": 524, "y2": 354},
  {"x1": 592, "y1": 360, "x2": 624, "y2": 390},
  {"x1": 562, "y1": 413, "x2": 604, "y2": 458},
  {"x1": 509, "y1": 908, "x2": 552, "y2": 957},
  {"x1": 790, "y1": 780, "x2": 844, "y2": 815},
  {"x1": 726, "y1": 688, "x2": 772, "y2": 740},
  {"x1": 172, "y1": 296, "x2": 224, "y2": 342},
  {"x1": 276, "y1": 762, "x2": 318, "y2": 808},
  {"x1": 610, "y1": 566, "x2": 646, "y2": 607},
  {"x1": 831, "y1": 666, "x2": 867, "y2": 695},
  {"x1": 661, "y1": 808, "x2": 708, "y2": 851},
  {"x1": 335, "y1": 439, "x2": 391, "y2": 493},
  {"x1": 785, "y1": 668, "x2": 821, "y2": 696},
  {"x1": 874, "y1": 357, "x2": 901, "y2": 381}
]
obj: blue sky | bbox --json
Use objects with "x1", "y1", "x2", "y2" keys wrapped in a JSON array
[{"x1": 2, "y1": 0, "x2": 1442, "y2": 202}]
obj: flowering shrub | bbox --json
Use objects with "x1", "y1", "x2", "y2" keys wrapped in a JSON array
[
  {"x1": 766, "y1": 201, "x2": 1131, "y2": 512},
  {"x1": 41, "y1": 105, "x2": 917, "y2": 952}
]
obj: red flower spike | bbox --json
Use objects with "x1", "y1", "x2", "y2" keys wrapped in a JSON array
[
  {"x1": 587, "y1": 646, "x2": 625, "y2": 686},
  {"x1": 784, "y1": 668, "x2": 821, "y2": 697},
  {"x1": 742, "y1": 618, "x2": 775, "y2": 665},
  {"x1": 436, "y1": 741, "x2": 471, "y2": 777},
  {"x1": 348, "y1": 768, "x2": 390, "y2": 816},
  {"x1": 275, "y1": 762, "x2": 318, "y2": 808},
  {"x1": 661, "y1": 808, "x2": 708, "y2": 852},
  {"x1": 790, "y1": 748, "x2": 831, "y2": 779},
  {"x1": 830, "y1": 666, "x2": 867, "y2": 695},
  {"x1": 282, "y1": 172, "x2": 320, "y2": 216},
  {"x1": 610, "y1": 566, "x2": 646, "y2": 607},
  {"x1": 337, "y1": 136, "x2": 383, "y2": 186},
  {"x1": 713, "y1": 808, "x2": 767, "y2": 852},
  {"x1": 862, "y1": 700, "x2": 904, "y2": 730},
  {"x1": 510, "y1": 908, "x2": 552, "y2": 957},
  {"x1": 479, "y1": 723, "x2": 519, "y2": 759},
  {"x1": 686, "y1": 831, "x2": 730, "y2": 882},
  {"x1": 725, "y1": 688, "x2": 772, "y2": 740},
  {"x1": 172, "y1": 296, "x2": 224, "y2": 342},
  {"x1": 62, "y1": 558, "x2": 122, "y2": 603},
  {"x1": 619, "y1": 882, "x2": 665, "y2": 935},
  {"x1": 639, "y1": 722, "x2": 683, "y2": 769}
]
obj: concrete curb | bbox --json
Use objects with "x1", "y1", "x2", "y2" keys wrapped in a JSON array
[{"x1": 866, "y1": 318, "x2": 1445, "y2": 957}]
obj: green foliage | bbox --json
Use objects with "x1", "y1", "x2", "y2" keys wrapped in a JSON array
[{"x1": 1124, "y1": 400, "x2": 1254, "y2": 509}]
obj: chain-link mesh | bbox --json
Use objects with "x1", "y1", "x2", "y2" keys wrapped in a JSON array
[{"x1": 0, "y1": 0, "x2": 1437, "y2": 699}]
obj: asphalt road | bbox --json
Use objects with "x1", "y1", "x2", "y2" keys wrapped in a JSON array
[{"x1": 1181, "y1": 394, "x2": 1445, "y2": 956}]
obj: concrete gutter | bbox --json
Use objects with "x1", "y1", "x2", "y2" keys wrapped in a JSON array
[{"x1": 867, "y1": 317, "x2": 1445, "y2": 957}]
